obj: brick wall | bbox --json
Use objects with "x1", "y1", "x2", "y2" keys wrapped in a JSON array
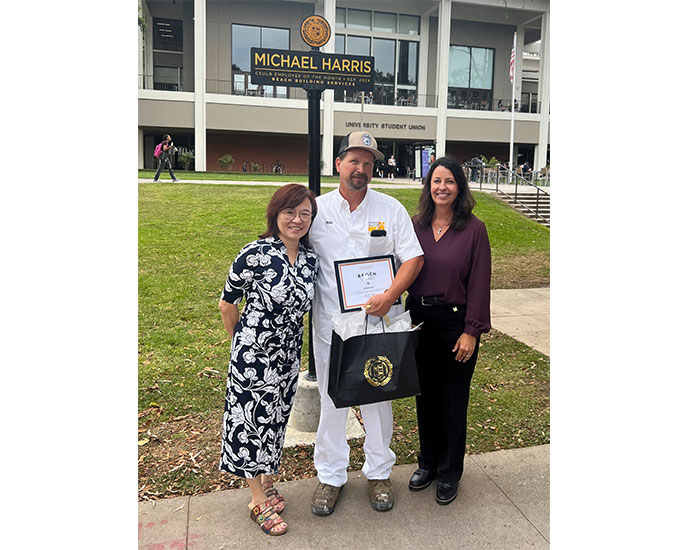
[{"x1": 206, "y1": 132, "x2": 309, "y2": 173}]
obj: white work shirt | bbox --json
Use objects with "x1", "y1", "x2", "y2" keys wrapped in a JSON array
[{"x1": 310, "y1": 187, "x2": 424, "y2": 344}]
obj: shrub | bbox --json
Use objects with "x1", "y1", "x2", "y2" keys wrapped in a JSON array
[
  {"x1": 218, "y1": 154, "x2": 235, "y2": 172},
  {"x1": 178, "y1": 151, "x2": 194, "y2": 171},
  {"x1": 480, "y1": 155, "x2": 500, "y2": 168}
]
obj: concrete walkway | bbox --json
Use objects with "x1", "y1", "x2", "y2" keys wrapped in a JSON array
[
  {"x1": 139, "y1": 177, "x2": 549, "y2": 195},
  {"x1": 139, "y1": 445, "x2": 549, "y2": 550},
  {"x1": 491, "y1": 288, "x2": 550, "y2": 356}
]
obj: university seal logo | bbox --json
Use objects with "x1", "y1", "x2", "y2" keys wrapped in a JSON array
[
  {"x1": 364, "y1": 356, "x2": 393, "y2": 387},
  {"x1": 300, "y1": 15, "x2": 331, "y2": 48}
]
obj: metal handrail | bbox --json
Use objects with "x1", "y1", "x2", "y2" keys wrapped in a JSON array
[
  {"x1": 465, "y1": 165, "x2": 549, "y2": 225},
  {"x1": 496, "y1": 166, "x2": 549, "y2": 224}
]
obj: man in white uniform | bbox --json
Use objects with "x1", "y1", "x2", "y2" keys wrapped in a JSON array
[{"x1": 309, "y1": 131, "x2": 424, "y2": 515}]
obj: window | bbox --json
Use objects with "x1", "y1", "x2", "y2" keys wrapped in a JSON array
[
  {"x1": 336, "y1": 8, "x2": 346, "y2": 28},
  {"x1": 154, "y1": 66, "x2": 183, "y2": 91},
  {"x1": 374, "y1": 12, "x2": 396, "y2": 33},
  {"x1": 397, "y1": 40, "x2": 418, "y2": 86},
  {"x1": 373, "y1": 38, "x2": 395, "y2": 102},
  {"x1": 469, "y1": 48, "x2": 494, "y2": 90},
  {"x1": 346, "y1": 35, "x2": 370, "y2": 57},
  {"x1": 334, "y1": 9, "x2": 420, "y2": 106},
  {"x1": 231, "y1": 25, "x2": 260, "y2": 72},
  {"x1": 398, "y1": 15, "x2": 419, "y2": 36},
  {"x1": 448, "y1": 45, "x2": 495, "y2": 109},
  {"x1": 373, "y1": 38, "x2": 395, "y2": 83},
  {"x1": 231, "y1": 24, "x2": 289, "y2": 97},
  {"x1": 348, "y1": 9, "x2": 372, "y2": 31},
  {"x1": 335, "y1": 34, "x2": 345, "y2": 54}
]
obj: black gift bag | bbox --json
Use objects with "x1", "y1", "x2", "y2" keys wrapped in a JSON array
[{"x1": 327, "y1": 319, "x2": 421, "y2": 408}]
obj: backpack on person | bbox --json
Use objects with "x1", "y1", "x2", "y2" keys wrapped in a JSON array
[{"x1": 153, "y1": 142, "x2": 164, "y2": 158}]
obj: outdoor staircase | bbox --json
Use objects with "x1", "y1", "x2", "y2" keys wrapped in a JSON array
[{"x1": 497, "y1": 191, "x2": 550, "y2": 227}]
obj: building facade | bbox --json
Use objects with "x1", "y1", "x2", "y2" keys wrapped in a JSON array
[{"x1": 138, "y1": 0, "x2": 550, "y2": 176}]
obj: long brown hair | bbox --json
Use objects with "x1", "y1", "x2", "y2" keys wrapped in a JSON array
[
  {"x1": 259, "y1": 184, "x2": 318, "y2": 248},
  {"x1": 414, "y1": 156, "x2": 475, "y2": 231}
]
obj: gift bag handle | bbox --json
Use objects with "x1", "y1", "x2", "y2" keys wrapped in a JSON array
[
  {"x1": 363, "y1": 315, "x2": 386, "y2": 346},
  {"x1": 364, "y1": 315, "x2": 387, "y2": 334}
]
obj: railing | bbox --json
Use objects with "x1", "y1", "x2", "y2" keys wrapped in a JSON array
[
  {"x1": 139, "y1": 74, "x2": 194, "y2": 92},
  {"x1": 206, "y1": 80, "x2": 310, "y2": 100},
  {"x1": 138, "y1": 75, "x2": 539, "y2": 115},
  {"x1": 334, "y1": 90, "x2": 438, "y2": 108},
  {"x1": 465, "y1": 164, "x2": 550, "y2": 224},
  {"x1": 449, "y1": 98, "x2": 541, "y2": 113},
  {"x1": 465, "y1": 165, "x2": 550, "y2": 189}
]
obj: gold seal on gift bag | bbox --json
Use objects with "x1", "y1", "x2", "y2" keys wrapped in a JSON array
[{"x1": 364, "y1": 356, "x2": 393, "y2": 387}]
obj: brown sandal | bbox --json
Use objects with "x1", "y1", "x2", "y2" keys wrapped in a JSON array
[
  {"x1": 262, "y1": 482, "x2": 285, "y2": 513},
  {"x1": 250, "y1": 501, "x2": 287, "y2": 536}
]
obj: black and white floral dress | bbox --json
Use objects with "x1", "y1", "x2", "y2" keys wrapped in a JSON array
[{"x1": 219, "y1": 237, "x2": 318, "y2": 478}]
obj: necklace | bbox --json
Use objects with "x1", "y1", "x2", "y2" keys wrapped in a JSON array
[{"x1": 434, "y1": 221, "x2": 450, "y2": 234}]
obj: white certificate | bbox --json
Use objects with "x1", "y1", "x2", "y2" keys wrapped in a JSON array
[{"x1": 334, "y1": 255, "x2": 400, "y2": 313}]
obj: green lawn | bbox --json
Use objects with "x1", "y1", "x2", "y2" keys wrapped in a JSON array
[{"x1": 138, "y1": 182, "x2": 549, "y2": 499}]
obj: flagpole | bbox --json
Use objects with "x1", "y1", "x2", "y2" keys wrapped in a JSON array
[{"x1": 509, "y1": 31, "x2": 517, "y2": 184}]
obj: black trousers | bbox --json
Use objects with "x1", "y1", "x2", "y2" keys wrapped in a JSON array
[
  {"x1": 407, "y1": 297, "x2": 480, "y2": 483},
  {"x1": 154, "y1": 155, "x2": 176, "y2": 181}
]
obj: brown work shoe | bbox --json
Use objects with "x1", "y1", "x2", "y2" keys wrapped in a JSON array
[
  {"x1": 368, "y1": 478, "x2": 394, "y2": 511},
  {"x1": 311, "y1": 482, "x2": 343, "y2": 516}
]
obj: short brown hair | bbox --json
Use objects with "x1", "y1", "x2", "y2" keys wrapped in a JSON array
[{"x1": 259, "y1": 184, "x2": 318, "y2": 248}]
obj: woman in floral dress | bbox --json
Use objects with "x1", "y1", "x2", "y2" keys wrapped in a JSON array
[{"x1": 219, "y1": 184, "x2": 318, "y2": 536}]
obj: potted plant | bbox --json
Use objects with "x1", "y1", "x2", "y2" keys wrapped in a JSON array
[
  {"x1": 179, "y1": 151, "x2": 194, "y2": 171},
  {"x1": 218, "y1": 154, "x2": 235, "y2": 172}
]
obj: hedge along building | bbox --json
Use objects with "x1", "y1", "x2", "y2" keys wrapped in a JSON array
[{"x1": 138, "y1": 0, "x2": 549, "y2": 176}]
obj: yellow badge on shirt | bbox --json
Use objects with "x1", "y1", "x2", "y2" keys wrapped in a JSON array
[{"x1": 368, "y1": 221, "x2": 385, "y2": 232}]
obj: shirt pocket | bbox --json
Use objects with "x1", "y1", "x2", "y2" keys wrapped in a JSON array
[{"x1": 367, "y1": 234, "x2": 394, "y2": 257}]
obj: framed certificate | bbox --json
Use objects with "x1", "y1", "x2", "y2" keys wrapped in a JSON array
[{"x1": 333, "y1": 255, "x2": 400, "y2": 313}]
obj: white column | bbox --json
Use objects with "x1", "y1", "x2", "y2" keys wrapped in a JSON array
[
  {"x1": 139, "y1": 129, "x2": 144, "y2": 170},
  {"x1": 194, "y1": 0, "x2": 207, "y2": 171},
  {"x1": 417, "y1": 9, "x2": 431, "y2": 108},
  {"x1": 535, "y1": 10, "x2": 550, "y2": 172},
  {"x1": 434, "y1": 0, "x2": 451, "y2": 158},
  {"x1": 321, "y1": 0, "x2": 336, "y2": 176}
]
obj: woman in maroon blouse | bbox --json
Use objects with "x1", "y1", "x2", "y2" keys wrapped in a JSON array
[{"x1": 405, "y1": 156, "x2": 492, "y2": 505}]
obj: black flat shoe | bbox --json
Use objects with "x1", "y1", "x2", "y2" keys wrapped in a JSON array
[
  {"x1": 435, "y1": 481, "x2": 458, "y2": 505},
  {"x1": 408, "y1": 468, "x2": 435, "y2": 491}
]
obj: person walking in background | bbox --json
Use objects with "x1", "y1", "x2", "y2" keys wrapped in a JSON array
[
  {"x1": 308, "y1": 131, "x2": 424, "y2": 516},
  {"x1": 387, "y1": 155, "x2": 396, "y2": 181},
  {"x1": 153, "y1": 134, "x2": 180, "y2": 182},
  {"x1": 405, "y1": 156, "x2": 492, "y2": 506},
  {"x1": 218, "y1": 184, "x2": 319, "y2": 536},
  {"x1": 469, "y1": 156, "x2": 483, "y2": 182}
]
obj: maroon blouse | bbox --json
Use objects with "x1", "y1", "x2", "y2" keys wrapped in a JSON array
[{"x1": 407, "y1": 215, "x2": 492, "y2": 337}]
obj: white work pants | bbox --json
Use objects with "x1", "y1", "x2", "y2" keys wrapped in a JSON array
[{"x1": 312, "y1": 333, "x2": 396, "y2": 487}]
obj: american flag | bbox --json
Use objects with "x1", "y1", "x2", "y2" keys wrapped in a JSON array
[{"x1": 509, "y1": 45, "x2": 515, "y2": 83}]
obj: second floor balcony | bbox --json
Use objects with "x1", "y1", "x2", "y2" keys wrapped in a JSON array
[{"x1": 139, "y1": 74, "x2": 541, "y2": 114}]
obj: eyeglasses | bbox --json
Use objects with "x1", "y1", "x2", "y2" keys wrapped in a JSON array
[{"x1": 280, "y1": 209, "x2": 312, "y2": 221}]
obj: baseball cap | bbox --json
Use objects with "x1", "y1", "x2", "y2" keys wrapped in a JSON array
[{"x1": 337, "y1": 131, "x2": 384, "y2": 160}]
